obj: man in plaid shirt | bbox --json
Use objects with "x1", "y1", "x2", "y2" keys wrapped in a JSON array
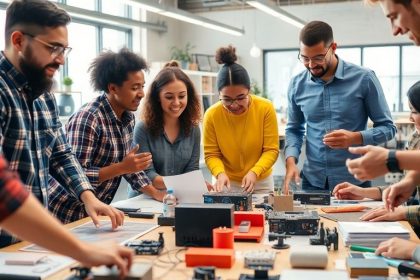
[
  {"x1": 0, "y1": 0, "x2": 123, "y2": 247},
  {"x1": 49, "y1": 48, "x2": 165, "y2": 224}
]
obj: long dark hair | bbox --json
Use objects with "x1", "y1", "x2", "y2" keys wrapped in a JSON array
[{"x1": 142, "y1": 61, "x2": 201, "y2": 137}]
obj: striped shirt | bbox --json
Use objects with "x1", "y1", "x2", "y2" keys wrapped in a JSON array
[
  {"x1": 0, "y1": 155, "x2": 29, "y2": 223},
  {"x1": 0, "y1": 52, "x2": 92, "y2": 246},
  {"x1": 48, "y1": 94, "x2": 151, "y2": 224}
]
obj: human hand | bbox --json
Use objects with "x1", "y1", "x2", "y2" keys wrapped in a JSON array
[
  {"x1": 383, "y1": 181, "x2": 415, "y2": 211},
  {"x1": 81, "y1": 191, "x2": 124, "y2": 229},
  {"x1": 323, "y1": 129, "x2": 362, "y2": 149},
  {"x1": 205, "y1": 181, "x2": 214, "y2": 191},
  {"x1": 78, "y1": 241, "x2": 133, "y2": 279},
  {"x1": 283, "y1": 158, "x2": 300, "y2": 195},
  {"x1": 242, "y1": 171, "x2": 257, "y2": 193},
  {"x1": 215, "y1": 173, "x2": 230, "y2": 192},
  {"x1": 120, "y1": 145, "x2": 152, "y2": 174},
  {"x1": 346, "y1": 145, "x2": 389, "y2": 181},
  {"x1": 360, "y1": 206, "x2": 407, "y2": 222},
  {"x1": 375, "y1": 237, "x2": 418, "y2": 260},
  {"x1": 332, "y1": 182, "x2": 365, "y2": 200}
]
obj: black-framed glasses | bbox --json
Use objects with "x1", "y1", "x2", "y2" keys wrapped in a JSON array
[
  {"x1": 219, "y1": 94, "x2": 249, "y2": 106},
  {"x1": 22, "y1": 32, "x2": 72, "y2": 59},
  {"x1": 298, "y1": 44, "x2": 332, "y2": 64}
]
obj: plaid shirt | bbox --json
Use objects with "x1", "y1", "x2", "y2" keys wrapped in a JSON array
[
  {"x1": 0, "y1": 155, "x2": 29, "y2": 223},
  {"x1": 0, "y1": 52, "x2": 93, "y2": 246},
  {"x1": 49, "y1": 94, "x2": 151, "y2": 223}
]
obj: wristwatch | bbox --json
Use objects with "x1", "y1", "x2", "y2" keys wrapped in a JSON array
[{"x1": 386, "y1": 150, "x2": 402, "y2": 173}]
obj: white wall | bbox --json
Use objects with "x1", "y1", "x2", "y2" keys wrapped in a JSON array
[{"x1": 146, "y1": 1, "x2": 412, "y2": 87}]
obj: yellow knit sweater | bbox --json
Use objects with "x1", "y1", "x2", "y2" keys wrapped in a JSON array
[{"x1": 203, "y1": 95, "x2": 279, "y2": 182}]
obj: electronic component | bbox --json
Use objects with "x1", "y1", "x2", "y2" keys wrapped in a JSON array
[
  {"x1": 192, "y1": 266, "x2": 221, "y2": 280},
  {"x1": 238, "y1": 220, "x2": 251, "y2": 233},
  {"x1": 127, "y1": 212, "x2": 154, "y2": 219},
  {"x1": 267, "y1": 210, "x2": 319, "y2": 235},
  {"x1": 243, "y1": 250, "x2": 276, "y2": 269},
  {"x1": 239, "y1": 268, "x2": 280, "y2": 280},
  {"x1": 203, "y1": 192, "x2": 252, "y2": 211},
  {"x1": 268, "y1": 232, "x2": 291, "y2": 249},
  {"x1": 309, "y1": 222, "x2": 339, "y2": 250},
  {"x1": 293, "y1": 190, "x2": 330, "y2": 205},
  {"x1": 125, "y1": 232, "x2": 164, "y2": 255},
  {"x1": 115, "y1": 207, "x2": 140, "y2": 213}
]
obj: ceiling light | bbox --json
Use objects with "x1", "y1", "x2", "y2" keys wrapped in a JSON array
[
  {"x1": 247, "y1": 0, "x2": 306, "y2": 29},
  {"x1": 127, "y1": 0, "x2": 244, "y2": 36}
]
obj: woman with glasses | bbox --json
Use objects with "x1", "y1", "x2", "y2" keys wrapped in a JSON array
[
  {"x1": 128, "y1": 61, "x2": 206, "y2": 197},
  {"x1": 203, "y1": 45, "x2": 279, "y2": 194}
]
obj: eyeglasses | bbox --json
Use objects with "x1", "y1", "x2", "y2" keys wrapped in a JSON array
[
  {"x1": 22, "y1": 32, "x2": 72, "y2": 59},
  {"x1": 219, "y1": 94, "x2": 249, "y2": 106},
  {"x1": 298, "y1": 44, "x2": 332, "y2": 64}
]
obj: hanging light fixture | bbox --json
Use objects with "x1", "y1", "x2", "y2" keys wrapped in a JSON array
[{"x1": 249, "y1": 10, "x2": 262, "y2": 58}]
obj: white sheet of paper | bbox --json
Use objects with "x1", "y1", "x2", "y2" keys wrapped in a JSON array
[
  {"x1": 112, "y1": 194, "x2": 164, "y2": 213},
  {"x1": 162, "y1": 170, "x2": 207, "y2": 203}
]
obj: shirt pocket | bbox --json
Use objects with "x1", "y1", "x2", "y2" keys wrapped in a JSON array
[
  {"x1": 39, "y1": 128, "x2": 57, "y2": 158},
  {"x1": 3, "y1": 128, "x2": 27, "y2": 151}
]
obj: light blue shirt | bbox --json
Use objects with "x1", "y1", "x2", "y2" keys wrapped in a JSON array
[{"x1": 285, "y1": 57, "x2": 396, "y2": 188}]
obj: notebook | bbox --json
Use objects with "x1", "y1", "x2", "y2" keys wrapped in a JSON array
[{"x1": 339, "y1": 221, "x2": 410, "y2": 247}]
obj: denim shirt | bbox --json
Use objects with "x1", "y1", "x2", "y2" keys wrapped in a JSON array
[
  {"x1": 285, "y1": 57, "x2": 396, "y2": 188},
  {"x1": 133, "y1": 121, "x2": 200, "y2": 182}
]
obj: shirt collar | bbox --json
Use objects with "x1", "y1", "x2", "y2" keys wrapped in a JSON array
[
  {"x1": 307, "y1": 55, "x2": 344, "y2": 83},
  {"x1": 0, "y1": 51, "x2": 31, "y2": 93},
  {"x1": 100, "y1": 93, "x2": 134, "y2": 126}
]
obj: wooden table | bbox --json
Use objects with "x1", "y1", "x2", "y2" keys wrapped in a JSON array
[{"x1": 1, "y1": 212, "x2": 419, "y2": 279}]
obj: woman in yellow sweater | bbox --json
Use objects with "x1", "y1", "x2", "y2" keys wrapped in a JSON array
[{"x1": 203, "y1": 45, "x2": 279, "y2": 194}]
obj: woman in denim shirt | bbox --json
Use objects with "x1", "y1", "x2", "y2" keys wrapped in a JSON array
[{"x1": 128, "y1": 61, "x2": 203, "y2": 197}]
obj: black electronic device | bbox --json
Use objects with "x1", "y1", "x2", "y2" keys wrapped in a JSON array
[
  {"x1": 203, "y1": 192, "x2": 252, "y2": 211},
  {"x1": 267, "y1": 210, "x2": 319, "y2": 235},
  {"x1": 157, "y1": 214, "x2": 175, "y2": 226},
  {"x1": 115, "y1": 207, "x2": 140, "y2": 213},
  {"x1": 66, "y1": 267, "x2": 93, "y2": 280},
  {"x1": 125, "y1": 232, "x2": 164, "y2": 255},
  {"x1": 192, "y1": 266, "x2": 221, "y2": 280},
  {"x1": 293, "y1": 190, "x2": 331, "y2": 205},
  {"x1": 309, "y1": 222, "x2": 339, "y2": 250},
  {"x1": 65, "y1": 263, "x2": 153, "y2": 280},
  {"x1": 398, "y1": 262, "x2": 420, "y2": 277},
  {"x1": 268, "y1": 232, "x2": 291, "y2": 249},
  {"x1": 238, "y1": 268, "x2": 280, "y2": 280},
  {"x1": 127, "y1": 212, "x2": 154, "y2": 219},
  {"x1": 175, "y1": 203, "x2": 234, "y2": 247}
]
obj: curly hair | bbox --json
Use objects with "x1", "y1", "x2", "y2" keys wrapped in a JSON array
[
  {"x1": 142, "y1": 61, "x2": 201, "y2": 137},
  {"x1": 89, "y1": 48, "x2": 148, "y2": 93}
]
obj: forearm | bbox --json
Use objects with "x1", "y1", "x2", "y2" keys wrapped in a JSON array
[
  {"x1": 364, "y1": 187, "x2": 382, "y2": 200},
  {"x1": 397, "y1": 151, "x2": 420, "y2": 171},
  {"x1": 152, "y1": 176, "x2": 166, "y2": 190},
  {"x1": 99, "y1": 163, "x2": 125, "y2": 183},
  {"x1": 1, "y1": 194, "x2": 87, "y2": 259},
  {"x1": 141, "y1": 185, "x2": 165, "y2": 201}
]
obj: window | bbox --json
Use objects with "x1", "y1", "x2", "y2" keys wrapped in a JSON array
[
  {"x1": 363, "y1": 46, "x2": 399, "y2": 112},
  {"x1": 102, "y1": 28, "x2": 130, "y2": 52},
  {"x1": 66, "y1": 0, "x2": 96, "y2": 10},
  {"x1": 101, "y1": 0, "x2": 128, "y2": 17},
  {"x1": 402, "y1": 46, "x2": 420, "y2": 111},
  {"x1": 67, "y1": 22, "x2": 97, "y2": 103},
  {"x1": 265, "y1": 44, "x2": 420, "y2": 113}
]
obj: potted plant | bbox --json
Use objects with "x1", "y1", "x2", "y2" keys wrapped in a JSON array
[
  {"x1": 170, "y1": 43, "x2": 194, "y2": 69},
  {"x1": 63, "y1": 76, "x2": 73, "y2": 93},
  {"x1": 251, "y1": 79, "x2": 270, "y2": 100}
]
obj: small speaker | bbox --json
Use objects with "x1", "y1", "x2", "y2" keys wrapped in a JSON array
[{"x1": 175, "y1": 203, "x2": 234, "y2": 247}]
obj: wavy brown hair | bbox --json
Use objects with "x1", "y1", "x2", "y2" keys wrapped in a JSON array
[{"x1": 142, "y1": 61, "x2": 201, "y2": 137}]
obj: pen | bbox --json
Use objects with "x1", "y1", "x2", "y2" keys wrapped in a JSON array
[{"x1": 350, "y1": 245, "x2": 376, "y2": 253}]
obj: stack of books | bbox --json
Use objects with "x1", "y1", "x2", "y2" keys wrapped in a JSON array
[{"x1": 338, "y1": 222, "x2": 410, "y2": 247}]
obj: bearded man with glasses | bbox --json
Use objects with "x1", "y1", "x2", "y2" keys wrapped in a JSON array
[
  {"x1": 283, "y1": 20, "x2": 396, "y2": 194},
  {"x1": 0, "y1": 0, "x2": 125, "y2": 248}
]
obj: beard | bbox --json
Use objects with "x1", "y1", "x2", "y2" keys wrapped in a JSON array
[
  {"x1": 18, "y1": 46, "x2": 59, "y2": 98},
  {"x1": 307, "y1": 64, "x2": 329, "y2": 78}
]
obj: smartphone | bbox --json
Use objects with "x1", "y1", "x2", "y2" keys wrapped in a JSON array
[
  {"x1": 115, "y1": 207, "x2": 140, "y2": 213},
  {"x1": 128, "y1": 212, "x2": 155, "y2": 219}
]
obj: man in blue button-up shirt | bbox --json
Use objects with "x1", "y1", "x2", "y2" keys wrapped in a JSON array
[{"x1": 283, "y1": 21, "x2": 396, "y2": 193}]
